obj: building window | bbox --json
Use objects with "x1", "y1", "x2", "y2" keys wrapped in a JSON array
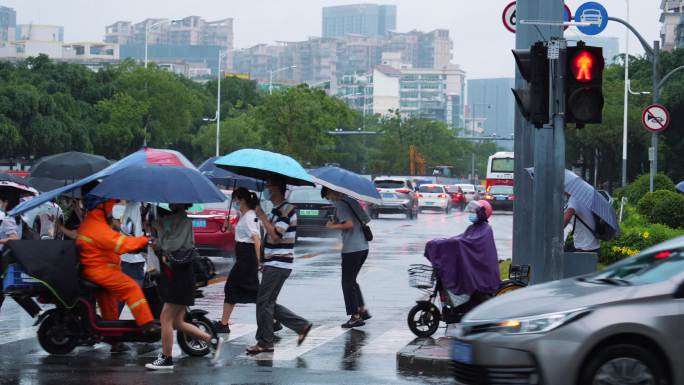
[{"x1": 401, "y1": 91, "x2": 418, "y2": 98}]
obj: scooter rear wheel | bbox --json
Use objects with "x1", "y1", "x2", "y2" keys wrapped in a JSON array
[
  {"x1": 37, "y1": 313, "x2": 78, "y2": 355},
  {"x1": 407, "y1": 303, "x2": 441, "y2": 338},
  {"x1": 177, "y1": 313, "x2": 215, "y2": 357}
]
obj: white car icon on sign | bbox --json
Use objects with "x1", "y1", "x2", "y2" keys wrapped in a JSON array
[{"x1": 580, "y1": 9, "x2": 603, "y2": 25}]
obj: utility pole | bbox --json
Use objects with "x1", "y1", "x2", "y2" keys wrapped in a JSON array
[
  {"x1": 650, "y1": 41, "x2": 660, "y2": 192},
  {"x1": 621, "y1": 0, "x2": 630, "y2": 187},
  {"x1": 216, "y1": 51, "x2": 222, "y2": 157}
]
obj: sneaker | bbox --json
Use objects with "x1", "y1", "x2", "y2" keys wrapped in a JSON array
[
  {"x1": 341, "y1": 317, "x2": 365, "y2": 329},
  {"x1": 360, "y1": 311, "x2": 372, "y2": 321},
  {"x1": 210, "y1": 336, "x2": 223, "y2": 361},
  {"x1": 110, "y1": 342, "x2": 130, "y2": 354},
  {"x1": 212, "y1": 320, "x2": 231, "y2": 334},
  {"x1": 145, "y1": 354, "x2": 174, "y2": 370},
  {"x1": 273, "y1": 320, "x2": 283, "y2": 332}
]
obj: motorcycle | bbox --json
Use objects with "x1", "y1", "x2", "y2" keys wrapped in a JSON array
[
  {"x1": 1, "y1": 240, "x2": 216, "y2": 356},
  {"x1": 406, "y1": 263, "x2": 530, "y2": 337}
]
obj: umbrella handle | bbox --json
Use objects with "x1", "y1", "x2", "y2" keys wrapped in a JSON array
[{"x1": 221, "y1": 180, "x2": 237, "y2": 233}]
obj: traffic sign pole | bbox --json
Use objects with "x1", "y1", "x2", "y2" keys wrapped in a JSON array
[{"x1": 650, "y1": 41, "x2": 660, "y2": 193}]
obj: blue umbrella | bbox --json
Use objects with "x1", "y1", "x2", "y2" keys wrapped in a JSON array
[
  {"x1": 214, "y1": 149, "x2": 314, "y2": 186},
  {"x1": 677, "y1": 181, "x2": 684, "y2": 194},
  {"x1": 309, "y1": 166, "x2": 381, "y2": 204},
  {"x1": 526, "y1": 167, "x2": 619, "y2": 235},
  {"x1": 87, "y1": 164, "x2": 225, "y2": 204},
  {"x1": 198, "y1": 156, "x2": 264, "y2": 191}
]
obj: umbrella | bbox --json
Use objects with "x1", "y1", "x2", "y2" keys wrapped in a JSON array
[
  {"x1": 526, "y1": 167, "x2": 619, "y2": 235},
  {"x1": 88, "y1": 164, "x2": 225, "y2": 204},
  {"x1": 309, "y1": 166, "x2": 382, "y2": 204},
  {"x1": 9, "y1": 147, "x2": 197, "y2": 216},
  {"x1": 677, "y1": 181, "x2": 684, "y2": 194},
  {"x1": 214, "y1": 149, "x2": 314, "y2": 186},
  {"x1": 198, "y1": 156, "x2": 264, "y2": 191},
  {"x1": 0, "y1": 173, "x2": 38, "y2": 196},
  {"x1": 30, "y1": 151, "x2": 110, "y2": 180}
]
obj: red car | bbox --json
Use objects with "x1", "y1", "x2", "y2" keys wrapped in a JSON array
[
  {"x1": 189, "y1": 196, "x2": 238, "y2": 258},
  {"x1": 446, "y1": 185, "x2": 466, "y2": 211}
]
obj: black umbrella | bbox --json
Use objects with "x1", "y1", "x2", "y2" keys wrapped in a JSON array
[
  {"x1": 0, "y1": 173, "x2": 38, "y2": 196},
  {"x1": 30, "y1": 151, "x2": 110, "y2": 180}
]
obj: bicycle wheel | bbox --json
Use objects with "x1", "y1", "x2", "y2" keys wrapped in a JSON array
[{"x1": 407, "y1": 302, "x2": 441, "y2": 337}]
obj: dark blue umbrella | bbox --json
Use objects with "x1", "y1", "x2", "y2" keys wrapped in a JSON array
[
  {"x1": 198, "y1": 156, "x2": 264, "y2": 191},
  {"x1": 87, "y1": 164, "x2": 225, "y2": 203},
  {"x1": 677, "y1": 181, "x2": 684, "y2": 194},
  {"x1": 309, "y1": 166, "x2": 381, "y2": 204}
]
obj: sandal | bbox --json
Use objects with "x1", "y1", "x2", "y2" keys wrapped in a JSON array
[
  {"x1": 297, "y1": 323, "x2": 313, "y2": 346},
  {"x1": 246, "y1": 344, "x2": 274, "y2": 355}
]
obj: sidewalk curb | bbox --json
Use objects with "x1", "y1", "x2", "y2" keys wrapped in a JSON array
[{"x1": 396, "y1": 336, "x2": 453, "y2": 374}]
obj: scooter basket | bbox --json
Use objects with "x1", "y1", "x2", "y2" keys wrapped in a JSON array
[
  {"x1": 408, "y1": 264, "x2": 435, "y2": 289},
  {"x1": 2, "y1": 263, "x2": 43, "y2": 293}
]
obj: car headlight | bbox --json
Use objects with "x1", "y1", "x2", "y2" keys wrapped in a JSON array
[{"x1": 493, "y1": 308, "x2": 590, "y2": 335}]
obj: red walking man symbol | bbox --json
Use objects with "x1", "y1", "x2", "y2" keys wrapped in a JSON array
[{"x1": 574, "y1": 51, "x2": 594, "y2": 82}]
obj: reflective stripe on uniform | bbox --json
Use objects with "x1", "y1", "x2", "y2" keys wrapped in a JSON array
[
  {"x1": 77, "y1": 234, "x2": 94, "y2": 243},
  {"x1": 114, "y1": 235, "x2": 125, "y2": 253},
  {"x1": 129, "y1": 298, "x2": 147, "y2": 309}
]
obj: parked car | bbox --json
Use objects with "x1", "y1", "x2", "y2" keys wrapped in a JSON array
[
  {"x1": 452, "y1": 236, "x2": 684, "y2": 385},
  {"x1": 288, "y1": 186, "x2": 338, "y2": 239},
  {"x1": 446, "y1": 185, "x2": 466, "y2": 211},
  {"x1": 369, "y1": 177, "x2": 418, "y2": 219},
  {"x1": 189, "y1": 195, "x2": 238, "y2": 258},
  {"x1": 484, "y1": 184, "x2": 515, "y2": 210},
  {"x1": 417, "y1": 184, "x2": 451, "y2": 214},
  {"x1": 455, "y1": 184, "x2": 477, "y2": 202}
]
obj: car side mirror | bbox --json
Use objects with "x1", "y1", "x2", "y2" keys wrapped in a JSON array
[{"x1": 674, "y1": 281, "x2": 684, "y2": 299}]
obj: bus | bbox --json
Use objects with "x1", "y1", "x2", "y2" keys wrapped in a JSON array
[{"x1": 485, "y1": 152, "x2": 514, "y2": 190}]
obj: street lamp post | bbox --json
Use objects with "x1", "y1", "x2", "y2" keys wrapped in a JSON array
[
  {"x1": 621, "y1": 0, "x2": 630, "y2": 187},
  {"x1": 144, "y1": 19, "x2": 177, "y2": 69},
  {"x1": 268, "y1": 66, "x2": 296, "y2": 95}
]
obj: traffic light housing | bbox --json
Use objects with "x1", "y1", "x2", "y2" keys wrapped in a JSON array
[
  {"x1": 566, "y1": 42, "x2": 604, "y2": 126},
  {"x1": 512, "y1": 42, "x2": 549, "y2": 128}
]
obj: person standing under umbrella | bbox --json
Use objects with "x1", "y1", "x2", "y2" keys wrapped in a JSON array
[
  {"x1": 322, "y1": 187, "x2": 371, "y2": 328},
  {"x1": 214, "y1": 188, "x2": 262, "y2": 333},
  {"x1": 247, "y1": 179, "x2": 312, "y2": 355},
  {"x1": 564, "y1": 194, "x2": 600, "y2": 254}
]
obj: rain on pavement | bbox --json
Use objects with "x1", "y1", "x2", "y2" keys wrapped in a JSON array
[{"x1": 0, "y1": 210, "x2": 513, "y2": 384}]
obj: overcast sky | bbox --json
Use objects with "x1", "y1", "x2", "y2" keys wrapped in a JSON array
[{"x1": 2, "y1": 0, "x2": 662, "y2": 78}]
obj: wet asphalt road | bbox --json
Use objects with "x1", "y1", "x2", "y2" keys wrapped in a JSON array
[{"x1": 0, "y1": 209, "x2": 513, "y2": 385}]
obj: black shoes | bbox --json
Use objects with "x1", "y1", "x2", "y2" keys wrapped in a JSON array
[
  {"x1": 146, "y1": 354, "x2": 174, "y2": 370},
  {"x1": 212, "y1": 321, "x2": 231, "y2": 334},
  {"x1": 141, "y1": 321, "x2": 161, "y2": 335},
  {"x1": 360, "y1": 310, "x2": 372, "y2": 321},
  {"x1": 110, "y1": 342, "x2": 130, "y2": 354},
  {"x1": 273, "y1": 320, "x2": 283, "y2": 332},
  {"x1": 341, "y1": 317, "x2": 365, "y2": 329}
]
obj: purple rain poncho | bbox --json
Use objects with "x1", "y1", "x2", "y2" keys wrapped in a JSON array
[{"x1": 424, "y1": 222, "x2": 501, "y2": 296}]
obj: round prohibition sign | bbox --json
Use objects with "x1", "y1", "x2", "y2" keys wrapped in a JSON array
[
  {"x1": 502, "y1": 2, "x2": 572, "y2": 33},
  {"x1": 642, "y1": 104, "x2": 670, "y2": 133}
]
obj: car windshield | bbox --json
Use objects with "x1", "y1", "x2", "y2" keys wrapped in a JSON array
[
  {"x1": 375, "y1": 180, "x2": 405, "y2": 189},
  {"x1": 446, "y1": 186, "x2": 462, "y2": 193},
  {"x1": 587, "y1": 249, "x2": 684, "y2": 285},
  {"x1": 489, "y1": 185, "x2": 513, "y2": 194},
  {"x1": 289, "y1": 188, "x2": 328, "y2": 203},
  {"x1": 419, "y1": 186, "x2": 443, "y2": 193},
  {"x1": 457, "y1": 185, "x2": 475, "y2": 192}
]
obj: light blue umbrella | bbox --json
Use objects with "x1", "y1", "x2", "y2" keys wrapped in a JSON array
[
  {"x1": 309, "y1": 166, "x2": 381, "y2": 204},
  {"x1": 677, "y1": 181, "x2": 684, "y2": 194},
  {"x1": 214, "y1": 149, "x2": 314, "y2": 186},
  {"x1": 526, "y1": 168, "x2": 619, "y2": 235}
]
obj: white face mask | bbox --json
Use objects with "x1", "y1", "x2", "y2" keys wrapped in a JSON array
[{"x1": 111, "y1": 204, "x2": 126, "y2": 220}]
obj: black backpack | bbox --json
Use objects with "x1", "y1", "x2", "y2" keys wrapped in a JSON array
[{"x1": 575, "y1": 214, "x2": 614, "y2": 241}]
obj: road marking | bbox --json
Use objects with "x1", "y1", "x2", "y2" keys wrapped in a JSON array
[
  {"x1": 356, "y1": 328, "x2": 417, "y2": 355},
  {"x1": 242, "y1": 324, "x2": 350, "y2": 361},
  {"x1": 139, "y1": 323, "x2": 258, "y2": 357},
  {"x1": 0, "y1": 326, "x2": 37, "y2": 346}
]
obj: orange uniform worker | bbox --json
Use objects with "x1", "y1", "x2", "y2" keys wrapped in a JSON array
[{"x1": 76, "y1": 200, "x2": 157, "y2": 331}]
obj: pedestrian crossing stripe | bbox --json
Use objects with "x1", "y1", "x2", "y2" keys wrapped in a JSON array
[{"x1": 241, "y1": 324, "x2": 351, "y2": 361}]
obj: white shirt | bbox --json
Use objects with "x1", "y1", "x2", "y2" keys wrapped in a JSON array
[
  {"x1": 235, "y1": 210, "x2": 261, "y2": 243},
  {"x1": 120, "y1": 202, "x2": 146, "y2": 263},
  {"x1": 567, "y1": 196, "x2": 600, "y2": 251}
]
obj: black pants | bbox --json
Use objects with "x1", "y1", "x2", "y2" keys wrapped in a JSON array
[{"x1": 341, "y1": 249, "x2": 368, "y2": 316}]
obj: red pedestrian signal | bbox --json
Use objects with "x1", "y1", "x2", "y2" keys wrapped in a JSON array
[{"x1": 573, "y1": 51, "x2": 595, "y2": 82}]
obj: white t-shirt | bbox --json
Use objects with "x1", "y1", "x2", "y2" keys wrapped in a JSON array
[
  {"x1": 235, "y1": 210, "x2": 261, "y2": 243},
  {"x1": 568, "y1": 196, "x2": 600, "y2": 251}
]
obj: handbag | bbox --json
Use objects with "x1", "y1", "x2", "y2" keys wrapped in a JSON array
[
  {"x1": 342, "y1": 201, "x2": 373, "y2": 242},
  {"x1": 167, "y1": 248, "x2": 197, "y2": 265}
]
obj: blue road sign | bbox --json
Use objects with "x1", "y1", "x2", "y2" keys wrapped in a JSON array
[{"x1": 575, "y1": 2, "x2": 608, "y2": 35}]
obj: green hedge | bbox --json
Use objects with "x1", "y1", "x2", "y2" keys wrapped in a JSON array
[
  {"x1": 638, "y1": 190, "x2": 684, "y2": 229},
  {"x1": 600, "y1": 222, "x2": 684, "y2": 265},
  {"x1": 623, "y1": 173, "x2": 675, "y2": 204}
]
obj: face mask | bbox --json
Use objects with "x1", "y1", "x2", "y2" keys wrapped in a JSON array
[
  {"x1": 111, "y1": 204, "x2": 126, "y2": 220},
  {"x1": 468, "y1": 213, "x2": 478, "y2": 223}
]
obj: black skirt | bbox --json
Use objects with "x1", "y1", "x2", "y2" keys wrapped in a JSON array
[
  {"x1": 224, "y1": 242, "x2": 259, "y2": 304},
  {"x1": 159, "y1": 261, "x2": 196, "y2": 306}
]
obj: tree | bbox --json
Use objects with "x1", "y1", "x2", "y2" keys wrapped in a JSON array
[
  {"x1": 93, "y1": 92, "x2": 150, "y2": 159},
  {"x1": 192, "y1": 113, "x2": 263, "y2": 159}
]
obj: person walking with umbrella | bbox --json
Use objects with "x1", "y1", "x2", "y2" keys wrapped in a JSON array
[
  {"x1": 247, "y1": 178, "x2": 313, "y2": 355},
  {"x1": 564, "y1": 194, "x2": 600, "y2": 254}
]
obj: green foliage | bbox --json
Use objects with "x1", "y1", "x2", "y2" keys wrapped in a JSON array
[
  {"x1": 193, "y1": 114, "x2": 263, "y2": 159},
  {"x1": 624, "y1": 173, "x2": 675, "y2": 204},
  {"x1": 600, "y1": 222, "x2": 684, "y2": 265},
  {"x1": 649, "y1": 191, "x2": 684, "y2": 229}
]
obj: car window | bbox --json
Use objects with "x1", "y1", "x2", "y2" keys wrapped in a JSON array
[
  {"x1": 446, "y1": 186, "x2": 462, "y2": 193},
  {"x1": 457, "y1": 184, "x2": 475, "y2": 192},
  {"x1": 418, "y1": 186, "x2": 444, "y2": 193},
  {"x1": 374, "y1": 180, "x2": 405, "y2": 189},
  {"x1": 491, "y1": 158, "x2": 514, "y2": 173},
  {"x1": 202, "y1": 201, "x2": 231, "y2": 211},
  {"x1": 289, "y1": 188, "x2": 328, "y2": 203},
  {"x1": 590, "y1": 249, "x2": 684, "y2": 285},
  {"x1": 489, "y1": 185, "x2": 513, "y2": 194}
]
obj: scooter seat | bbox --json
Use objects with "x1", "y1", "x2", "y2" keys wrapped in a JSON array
[{"x1": 80, "y1": 280, "x2": 103, "y2": 290}]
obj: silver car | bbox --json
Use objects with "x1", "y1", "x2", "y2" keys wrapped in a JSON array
[{"x1": 452, "y1": 236, "x2": 684, "y2": 385}]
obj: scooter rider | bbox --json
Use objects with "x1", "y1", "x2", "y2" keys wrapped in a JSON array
[{"x1": 76, "y1": 199, "x2": 160, "y2": 352}]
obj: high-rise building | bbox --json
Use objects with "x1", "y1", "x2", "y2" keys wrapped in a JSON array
[
  {"x1": 661, "y1": 0, "x2": 684, "y2": 51},
  {"x1": 322, "y1": 4, "x2": 396, "y2": 38},
  {"x1": 0, "y1": 6, "x2": 16, "y2": 42},
  {"x1": 467, "y1": 78, "x2": 515, "y2": 148}
]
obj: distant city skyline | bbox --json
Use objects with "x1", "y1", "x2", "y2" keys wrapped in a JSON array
[{"x1": 0, "y1": 0, "x2": 662, "y2": 78}]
